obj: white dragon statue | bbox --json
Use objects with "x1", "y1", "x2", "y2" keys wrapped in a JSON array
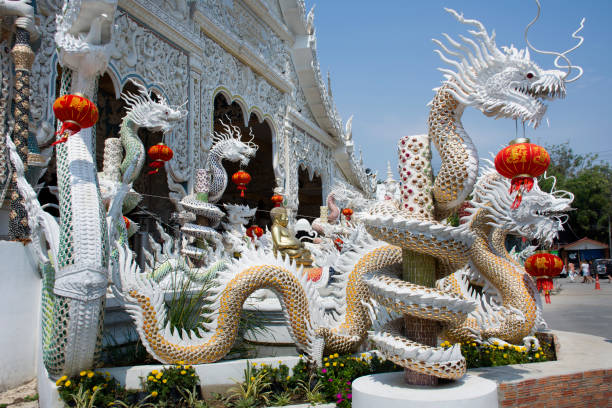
[{"x1": 112, "y1": 7, "x2": 583, "y2": 381}]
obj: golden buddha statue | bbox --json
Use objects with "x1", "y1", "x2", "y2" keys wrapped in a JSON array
[{"x1": 270, "y1": 206, "x2": 313, "y2": 266}]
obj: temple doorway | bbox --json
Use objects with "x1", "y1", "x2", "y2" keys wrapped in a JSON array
[
  {"x1": 213, "y1": 93, "x2": 276, "y2": 229},
  {"x1": 297, "y1": 167, "x2": 323, "y2": 220}
]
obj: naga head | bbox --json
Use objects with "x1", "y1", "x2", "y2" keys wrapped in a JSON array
[
  {"x1": 434, "y1": 6, "x2": 584, "y2": 127},
  {"x1": 469, "y1": 165, "x2": 573, "y2": 246},
  {"x1": 210, "y1": 121, "x2": 258, "y2": 166},
  {"x1": 122, "y1": 81, "x2": 187, "y2": 134}
]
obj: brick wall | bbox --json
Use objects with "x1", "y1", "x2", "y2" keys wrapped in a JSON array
[{"x1": 498, "y1": 369, "x2": 612, "y2": 407}]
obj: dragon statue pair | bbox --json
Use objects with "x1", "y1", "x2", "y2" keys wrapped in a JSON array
[{"x1": 5, "y1": 1, "x2": 582, "y2": 382}]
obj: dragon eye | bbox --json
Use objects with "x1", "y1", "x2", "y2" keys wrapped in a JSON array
[{"x1": 526, "y1": 72, "x2": 534, "y2": 79}]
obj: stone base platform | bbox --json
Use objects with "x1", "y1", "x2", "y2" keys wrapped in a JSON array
[{"x1": 352, "y1": 372, "x2": 497, "y2": 408}]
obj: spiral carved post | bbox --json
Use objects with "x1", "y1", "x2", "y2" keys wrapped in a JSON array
[
  {"x1": 8, "y1": 28, "x2": 34, "y2": 241},
  {"x1": 398, "y1": 134, "x2": 440, "y2": 385}
]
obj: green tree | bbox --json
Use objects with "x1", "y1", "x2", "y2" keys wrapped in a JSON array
[{"x1": 541, "y1": 143, "x2": 612, "y2": 243}]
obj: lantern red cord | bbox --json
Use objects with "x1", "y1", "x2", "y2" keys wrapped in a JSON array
[
  {"x1": 494, "y1": 138, "x2": 550, "y2": 209},
  {"x1": 232, "y1": 170, "x2": 251, "y2": 197},
  {"x1": 147, "y1": 160, "x2": 165, "y2": 175},
  {"x1": 524, "y1": 253, "x2": 563, "y2": 304},
  {"x1": 52, "y1": 94, "x2": 99, "y2": 145}
]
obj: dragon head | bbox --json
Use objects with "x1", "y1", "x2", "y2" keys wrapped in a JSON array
[
  {"x1": 434, "y1": 7, "x2": 584, "y2": 127},
  {"x1": 210, "y1": 121, "x2": 258, "y2": 166},
  {"x1": 223, "y1": 203, "x2": 257, "y2": 226},
  {"x1": 469, "y1": 166, "x2": 573, "y2": 246},
  {"x1": 122, "y1": 81, "x2": 187, "y2": 134}
]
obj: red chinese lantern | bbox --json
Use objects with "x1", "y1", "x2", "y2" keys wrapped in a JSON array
[
  {"x1": 271, "y1": 194, "x2": 284, "y2": 207},
  {"x1": 52, "y1": 94, "x2": 99, "y2": 145},
  {"x1": 524, "y1": 253, "x2": 563, "y2": 304},
  {"x1": 342, "y1": 208, "x2": 353, "y2": 221},
  {"x1": 246, "y1": 225, "x2": 264, "y2": 240},
  {"x1": 147, "y1": 143, "x2": 174, "y2": 175},
  {"x1": 148, "y1": 143, "x2": 173, "y2": 162},
  {"x1": 123, "y1": 216, "x2": 130, "y2": 230},
  {"x1": 494, "y1": 138, "x2": 550, "y2": 209},
  {"x1": 232, "y1": 170, "x2": 251, "y2": 197}
]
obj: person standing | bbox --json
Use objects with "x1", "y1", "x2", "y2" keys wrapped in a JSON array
[
  {"x1": 581, "y1": 261, "x2": 593, "y2": 283},
  {"x1": 568, "y1": 262, "x2": 576, "y2": 282}
]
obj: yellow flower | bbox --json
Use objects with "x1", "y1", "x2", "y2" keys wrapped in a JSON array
[
  {"x1": 361, "y1": 353, "x2": 366, "y2": 357},
  {"x1": 334, "y1": 353, "x2": 339, "y2": 358},
  {"x1": 156, "y1": 373, "x2": 162, "y2": 379},
  {"x1": 252, "y1": 362, "x2": 257, "y2": 366},
  {"x1": 60, "y1": 375, "x2": 68, "y2": 381},
  {"x1": 471, "y1": 343, "x2": 476, "y2": 347},
  {"x1": 65, "y1": 380, "x2": 72, "y2": 387},
  {"x1": 80, "y1": 371, "x2": 87, "y2": 376},
  {"x1": 485, "y1": 350, "x2": 489, "y2": 354},
  {"x1": 191, "y1": 374, "x2": 195, "y2": 377},
  {"x1": 493, "y1": 341, "x2": 499, "y2": 346},
  {"x1": 148, "y1": 376, "x2": 154, "y2": 381},
  {"x1": 340, "y1": 363, "x2": 344, "y2": 367},
  {"x1": 333, "y1": 362, "x2": 337, "y2": 367},
  {"x1": 105, "y1": 372, "x2": 111, "y2": 377},
  {"x1": 151, "y1": 391, "x2": 158, "y2": 397},
  {"x1": 151, "y1": 370, "x2": 159, "y2": 375},
  {"x1": 250, "y1": 377, "x2": 255, "y2": 381},
  {"x1": 184, "y1": 365, "x2": 191, "y2": 369},
  {"x1": 178, "y1": 361, "x2": 185, "y2": 365},
  {"x1": 93, "y1": 386, "x2": 99, "y2": 391},
  {"x1": 503, "y1": 354, "x2": 508, "y2": 359},
  {"x1": 535, "y1": 353, "x2": 540, "y2": 358},
  {"x1": 324, "y1": 357, "x2": 328, "y2": 362},
  {"x1": 299, "y1": 354, "x2": 303, "y2": 359},
  {"x1": 55, "y1": 378, "x2": 64, "y2": 386},
  {"x1": 162, "y1": 379, "x2": 167, "y2": 384},
  {"x1": 325, "y1": 363, "x2": 330, "y2": 367},
  {"x1": 87, "y1": 372, "x2": 94, "y2": 378},
  {"x1": 286, "y1": 376, "x2": 291, "y2": 380},
  {"x1": 180, "y1": 370, "x2": 187, "y2": 375},
  {"x1": 278, "y1": 360, "x2": 283, "y2": 364}
]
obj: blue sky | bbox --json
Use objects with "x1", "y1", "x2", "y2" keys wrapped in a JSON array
[{"x1": 303, "y1": 1, "x2": 612, "y2": 179}]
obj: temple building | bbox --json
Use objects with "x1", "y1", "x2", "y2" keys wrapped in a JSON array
[{"x1": 0, "y1": 0, "x2": 375, "y2": 237}]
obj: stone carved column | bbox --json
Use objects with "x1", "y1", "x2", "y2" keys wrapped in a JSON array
[
  {"x1": 9, "y1": 28, "x2": 34, "y2": 241},
  {"x1": 398, "y1": 134, "x2": 439, "y2": 386}
]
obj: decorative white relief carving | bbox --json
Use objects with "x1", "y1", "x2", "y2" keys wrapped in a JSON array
[
  {"x1": 109, "y1": 12, "x2": 190, "y2": 194},
  {"x1": 285, "y1": 123, "x2": 333, "y2": 210},
  {"x1": 197, "y1": 0, "x2": 289, "y2": 74},
  {"x1": 30, "y1": 0, "x2": 63, "y2": 128}
]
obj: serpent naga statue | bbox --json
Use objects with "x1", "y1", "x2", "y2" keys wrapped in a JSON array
[
  {"x1": 37, "y1": 79, "x2": 185, "y2": 378},
  {"x1": 113, "y1": 7, "x2": 582, "y2": 381}
]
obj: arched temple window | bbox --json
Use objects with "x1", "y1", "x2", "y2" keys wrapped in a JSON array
[{"x1": 297, "y1": 166, "x2": 323, "y2": 220}]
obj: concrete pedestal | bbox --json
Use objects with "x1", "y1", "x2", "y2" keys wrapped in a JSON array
[{"x1": 352, "y1": 372, "x2": 498, "y2": 408}]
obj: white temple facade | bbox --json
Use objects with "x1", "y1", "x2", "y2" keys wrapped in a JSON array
[{"x1": 22, "y1": 0, "x2": 374, "y2": 225}]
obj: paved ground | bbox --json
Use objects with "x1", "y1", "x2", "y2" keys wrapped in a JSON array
[{"x1": 543, "y1": 276, "x2": 612, "y2": 340}]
